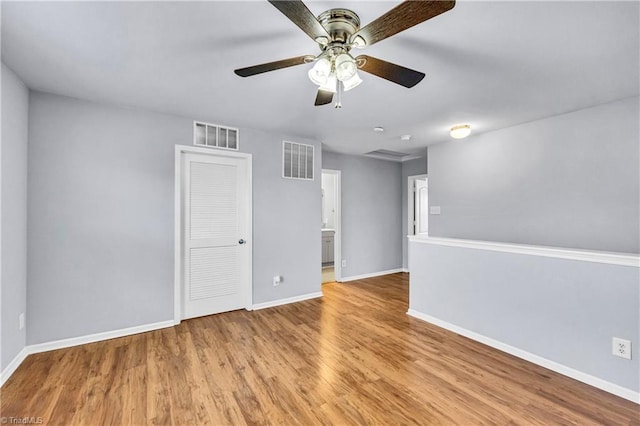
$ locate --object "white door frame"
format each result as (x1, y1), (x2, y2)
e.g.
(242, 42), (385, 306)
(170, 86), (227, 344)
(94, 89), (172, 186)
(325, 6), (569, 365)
(174, 145), (253, 324)
(322, 169), (342, 282)
(407, 174), (428, 238)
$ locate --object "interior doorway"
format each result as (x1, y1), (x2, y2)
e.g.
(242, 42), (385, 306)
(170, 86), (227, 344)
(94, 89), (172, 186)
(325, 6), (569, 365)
(408, 174), (428, 237)
(321, 169), (341, 283)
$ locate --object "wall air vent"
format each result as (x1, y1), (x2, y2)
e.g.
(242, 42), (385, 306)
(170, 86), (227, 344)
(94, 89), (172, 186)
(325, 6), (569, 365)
(193, 121), (239, 150)
(364, 149), (420, 162)
(283, 141), (314, 180)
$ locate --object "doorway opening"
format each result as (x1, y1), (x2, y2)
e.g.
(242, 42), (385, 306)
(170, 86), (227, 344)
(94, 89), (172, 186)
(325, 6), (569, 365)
(404, 175), (429, 273)
(408, 174), (428, 237)
(321, 169), (341, 283)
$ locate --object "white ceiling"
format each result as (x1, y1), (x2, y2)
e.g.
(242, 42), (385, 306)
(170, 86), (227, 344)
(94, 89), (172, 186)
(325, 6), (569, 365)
(2, 1), (638, 156)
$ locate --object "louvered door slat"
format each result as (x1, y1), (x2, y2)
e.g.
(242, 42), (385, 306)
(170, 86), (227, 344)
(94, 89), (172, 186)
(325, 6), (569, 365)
(189, 247), (239, 300)
(190, 162), (237, 240)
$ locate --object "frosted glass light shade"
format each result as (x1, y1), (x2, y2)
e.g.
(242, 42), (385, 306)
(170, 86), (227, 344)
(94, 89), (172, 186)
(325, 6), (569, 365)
(342, 71), (362, 91)
(319, 73), (338, 93)
(335, 53), (357, 82)
(450, 124), (471, 139)
(308, 58), (331, 85)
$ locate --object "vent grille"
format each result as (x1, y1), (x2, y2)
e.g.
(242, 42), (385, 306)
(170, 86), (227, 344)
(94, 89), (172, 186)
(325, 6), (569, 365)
(193, 121), (239, 150)
(283, 141), (314, 180)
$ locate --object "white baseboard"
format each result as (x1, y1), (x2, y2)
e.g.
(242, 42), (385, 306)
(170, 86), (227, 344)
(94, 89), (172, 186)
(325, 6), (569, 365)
(402, 268), (410, 273)
(28, 320), (175, 355)
(341, 268), (404, 282)
(407, 309), (640, 404)
(252, 292), (322, 310)
(1, 347), (30, 387)
(1, 320), (174, 387)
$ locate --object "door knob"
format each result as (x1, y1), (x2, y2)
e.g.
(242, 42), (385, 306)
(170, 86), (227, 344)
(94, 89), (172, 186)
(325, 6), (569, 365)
(239, 239), (246, 244)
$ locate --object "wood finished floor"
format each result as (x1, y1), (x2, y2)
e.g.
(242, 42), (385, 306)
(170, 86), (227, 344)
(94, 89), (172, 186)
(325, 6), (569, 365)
(2, 273), (638, 425)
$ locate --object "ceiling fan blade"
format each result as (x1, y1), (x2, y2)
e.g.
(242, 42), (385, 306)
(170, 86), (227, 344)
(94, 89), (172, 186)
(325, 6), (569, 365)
(356, 55), (425, 88)
(314, 89), (334, 106)
(268, 0), (330, 42)
(352, 0), (455, 47)
(234, 55), (310, 77)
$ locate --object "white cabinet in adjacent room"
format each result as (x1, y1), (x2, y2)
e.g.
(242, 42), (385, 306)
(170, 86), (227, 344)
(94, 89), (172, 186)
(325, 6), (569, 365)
(322, 230), (335, 265)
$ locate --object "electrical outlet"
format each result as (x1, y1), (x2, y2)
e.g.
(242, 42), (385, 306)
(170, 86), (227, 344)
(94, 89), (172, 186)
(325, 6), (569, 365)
(273, 275), (281, 287)
(19, 313), (25, 331)
(612, 337), (631, 360)
(341, 260), (347, 267)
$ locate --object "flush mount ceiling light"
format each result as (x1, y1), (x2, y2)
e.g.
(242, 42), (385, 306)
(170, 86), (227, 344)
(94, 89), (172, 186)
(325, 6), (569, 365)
(450, 124), (471, 139)
(373, 126), (385, 132)
(401, 134), (412, 141)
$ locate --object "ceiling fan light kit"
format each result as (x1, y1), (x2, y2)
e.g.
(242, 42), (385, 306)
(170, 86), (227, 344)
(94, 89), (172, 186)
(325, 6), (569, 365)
(234, 0), (456, 108)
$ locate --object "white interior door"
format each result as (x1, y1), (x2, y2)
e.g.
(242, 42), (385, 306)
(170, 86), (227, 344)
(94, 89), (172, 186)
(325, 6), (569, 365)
(182, 152), (251, 319)
(415, 178), (429, 235)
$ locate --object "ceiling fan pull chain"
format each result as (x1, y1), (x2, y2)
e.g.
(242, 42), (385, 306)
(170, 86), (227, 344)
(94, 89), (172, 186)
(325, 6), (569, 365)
(335, 80), (343, 109)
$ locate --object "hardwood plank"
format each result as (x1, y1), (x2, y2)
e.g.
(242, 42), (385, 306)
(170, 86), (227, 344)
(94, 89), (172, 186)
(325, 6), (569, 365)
(2, 273), (638, 425)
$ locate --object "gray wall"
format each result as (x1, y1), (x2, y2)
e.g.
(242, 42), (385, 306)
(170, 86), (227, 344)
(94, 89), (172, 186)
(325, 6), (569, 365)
(401, 153), (428, 270)
(1, 63), (29, 371)
(322, 151), (402, 278)
(409, 242), (639, 392)
(428, 97), (640, 253)
(246, 128), (321, 305)
(27, 91), (320, 345)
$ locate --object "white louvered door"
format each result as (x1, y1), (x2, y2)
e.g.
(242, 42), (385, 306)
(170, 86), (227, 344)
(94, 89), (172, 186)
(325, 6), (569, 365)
(182, 152), (251, 319)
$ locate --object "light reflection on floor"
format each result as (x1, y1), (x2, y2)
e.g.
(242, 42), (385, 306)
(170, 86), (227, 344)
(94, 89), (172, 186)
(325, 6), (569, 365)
(321, 266), (335, 283)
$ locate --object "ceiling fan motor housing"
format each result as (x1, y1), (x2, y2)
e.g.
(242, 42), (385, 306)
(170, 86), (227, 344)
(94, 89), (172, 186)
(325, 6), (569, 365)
(317, 9), (360, 47)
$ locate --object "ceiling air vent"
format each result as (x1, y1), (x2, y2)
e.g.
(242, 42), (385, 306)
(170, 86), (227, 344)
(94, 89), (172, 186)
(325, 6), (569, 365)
(364, 149), (420, 162)
(193, 121), (239, 150)
(283, 141), (314, 180)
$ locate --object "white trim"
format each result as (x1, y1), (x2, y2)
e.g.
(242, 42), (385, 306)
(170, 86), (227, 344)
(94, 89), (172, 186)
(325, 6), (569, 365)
(322, 169), (342, 282)
(0, 320), (174, 387)
(28, 320), (175, 355)
(408, 236), (640, 267)
(174, 146), (182, 324)
(252, 292), (323, 311)
(1, 347), (29, 387)
(402, 268), (410, 273)
(340, 268), (404, 282)
(174, 145), (253, 322)
(407, 309), (640, 404)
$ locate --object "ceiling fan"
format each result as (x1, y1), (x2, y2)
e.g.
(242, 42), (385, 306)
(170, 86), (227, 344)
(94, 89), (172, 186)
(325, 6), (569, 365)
(234, 0), (456, 108)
